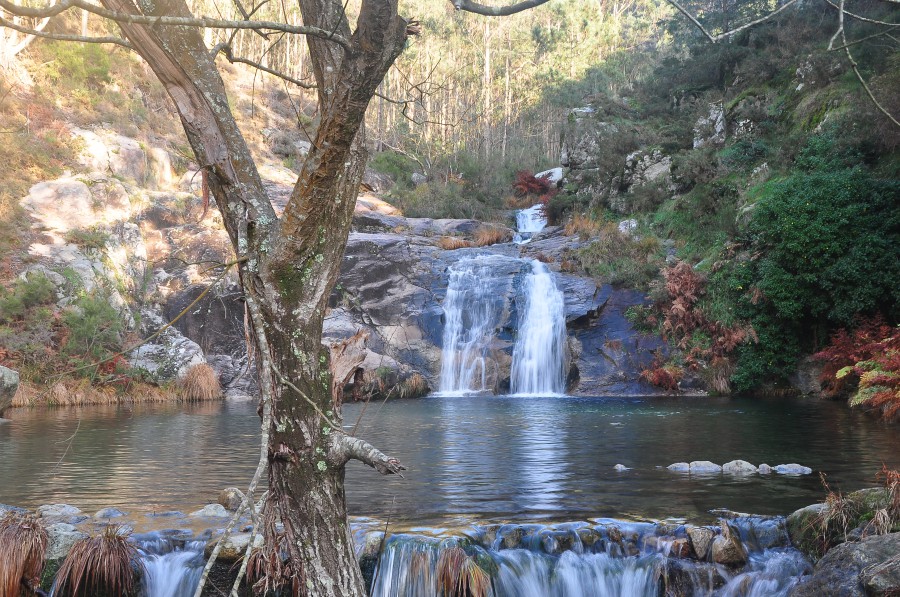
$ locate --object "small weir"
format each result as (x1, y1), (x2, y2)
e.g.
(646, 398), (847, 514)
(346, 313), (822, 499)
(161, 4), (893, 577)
(511, 260), (567, 396)
(369, 519), (810, 597)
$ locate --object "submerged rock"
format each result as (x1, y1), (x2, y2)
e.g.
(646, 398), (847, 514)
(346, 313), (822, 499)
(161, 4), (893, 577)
(94, 508), (126, 519)
(37, 504), (82, 518)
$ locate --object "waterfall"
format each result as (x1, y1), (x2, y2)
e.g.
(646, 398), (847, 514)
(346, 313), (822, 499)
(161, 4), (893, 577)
(137, 534), (205, 597)
(511, 260), (567, 396)
(514, 204), (547, 244)
(439, 257), (509, 395)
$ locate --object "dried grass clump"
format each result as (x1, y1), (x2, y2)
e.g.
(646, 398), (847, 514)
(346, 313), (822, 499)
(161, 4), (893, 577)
(0, 512), (48, 596)
(12, 380), (176, 407)
(399, 373), (429, 399)
(54, 526), (142, 597)
(436, 547), (490, 597)
(437, 236), (475, 251)
(816, 474), (858, 550)
(178, 363), (222, 401)
(473, 226), (512, 247)
(564, 214), (600, 239)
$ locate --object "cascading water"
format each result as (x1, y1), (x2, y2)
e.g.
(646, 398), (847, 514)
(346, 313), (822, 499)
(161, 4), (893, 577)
(439, 257), (510, 395)
(369, 519), (811, 597)
(510, 260), (567, 395)
(513, 204), (547, 244)
(136, 534), (205, 597)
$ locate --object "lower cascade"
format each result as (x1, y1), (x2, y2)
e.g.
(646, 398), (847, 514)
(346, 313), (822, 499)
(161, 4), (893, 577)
(137, 533), (205, 597)
(510, 260), (567, 396)
(368, 519), (811, 597)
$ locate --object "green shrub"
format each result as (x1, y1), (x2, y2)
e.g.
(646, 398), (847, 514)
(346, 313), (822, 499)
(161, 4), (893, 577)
(62, 292), (124, 364)
(0, 273), (56, 322)
(41, 41), (111, 90)
(369, 151), (418, 189)
(720, 139), (769, 170)
(576, 222), (664, 290)
(719, 169), (900, 390)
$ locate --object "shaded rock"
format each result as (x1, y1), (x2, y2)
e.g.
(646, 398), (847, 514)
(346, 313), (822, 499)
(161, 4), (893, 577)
(789, 532), (900, 597)
(687, 526), (716, 560)
(218, 487), (244, 511)
(693, 101), (726, 149)
(46, 523), (89, 560)
(789, 356), (825, 397)
(775, 464), (813, 475)
(690, 461), (723, 474)
(0, 365), (18, 417)
(204, 532), (263, 562)
(723, 460), (758, 475)
(787, 503), (826, 559)
(190, 504), (229, 518)
(664, 558), (726, 596)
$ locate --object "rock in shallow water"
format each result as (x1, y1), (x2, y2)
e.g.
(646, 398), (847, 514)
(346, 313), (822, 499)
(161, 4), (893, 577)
(94, 508), (126, 519)
(667, 462), (690, 472)
(775, 464), (813, 475)
(690, 461), (723, 474)
(190, 504), (229, 518)
(218, 487), (244, 511)
(0, 365), (18, 417)
(205, 532), (264, 561)
(687, 526), (716, 560)
(613, 464), (630, 471)
(723, 459), (758, 474)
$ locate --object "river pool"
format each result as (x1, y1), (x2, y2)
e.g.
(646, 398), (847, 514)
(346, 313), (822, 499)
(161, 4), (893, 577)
(1, 394), (897, 527)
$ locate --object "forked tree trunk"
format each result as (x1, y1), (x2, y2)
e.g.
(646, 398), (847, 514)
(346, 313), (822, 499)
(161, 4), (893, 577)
(97, 0), (408, 594)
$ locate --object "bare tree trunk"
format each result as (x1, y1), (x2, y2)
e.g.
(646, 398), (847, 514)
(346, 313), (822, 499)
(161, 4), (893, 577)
(94, 0), (407, 594)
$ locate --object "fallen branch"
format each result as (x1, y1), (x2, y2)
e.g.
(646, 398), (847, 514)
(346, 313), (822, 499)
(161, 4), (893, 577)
(328, 432), (406, 477)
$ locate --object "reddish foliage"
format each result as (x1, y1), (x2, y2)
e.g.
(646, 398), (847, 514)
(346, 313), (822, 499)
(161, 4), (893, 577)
(640, 359), (683, 392)
(658, 262), (754, 384)
(813, 315), (893, 395)
(512, 170), (558, 206)
(814, 318), (899, 420)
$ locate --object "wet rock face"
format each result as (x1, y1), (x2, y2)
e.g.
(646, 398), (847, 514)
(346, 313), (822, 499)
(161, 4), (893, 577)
(789, 532), (900, 597)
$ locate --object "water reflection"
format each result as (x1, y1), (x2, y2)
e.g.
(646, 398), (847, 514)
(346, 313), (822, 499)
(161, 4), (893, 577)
(0, 396), (898, 527)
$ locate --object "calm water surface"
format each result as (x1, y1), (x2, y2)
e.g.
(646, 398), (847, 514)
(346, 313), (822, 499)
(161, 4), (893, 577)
(1, 395), (897, 526)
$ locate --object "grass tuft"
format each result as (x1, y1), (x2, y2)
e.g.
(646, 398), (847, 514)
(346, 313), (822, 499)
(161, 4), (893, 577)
(0, 512), (48, 596)
(437, 236), (475, 251)
(436, 547), (490, 597)
(54, 526), (142, 597)
(177, 363), (222, 401)
(473, 226), (511, 247)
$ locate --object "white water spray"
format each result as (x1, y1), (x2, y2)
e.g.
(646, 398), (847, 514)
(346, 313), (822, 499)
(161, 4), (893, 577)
(439, 257), (509, 394)
(514, 204), (547, 244)
(511, 260), (567, 396)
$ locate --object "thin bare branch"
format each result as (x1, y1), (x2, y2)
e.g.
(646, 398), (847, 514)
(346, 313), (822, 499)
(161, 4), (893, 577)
(0, 0), (352, 49)
(834, 0), (900, 127)
(665, 0), (715, 41)
(823, 0), (900, 25)
(213, 43), (317, 88)
(666, 0), (801, 43)
(0, 15), (132, 47)
(451, 0), (551, 17)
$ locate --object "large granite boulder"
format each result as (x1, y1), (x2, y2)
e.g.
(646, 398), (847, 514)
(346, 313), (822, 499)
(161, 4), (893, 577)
(0, 365), (18, 416)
